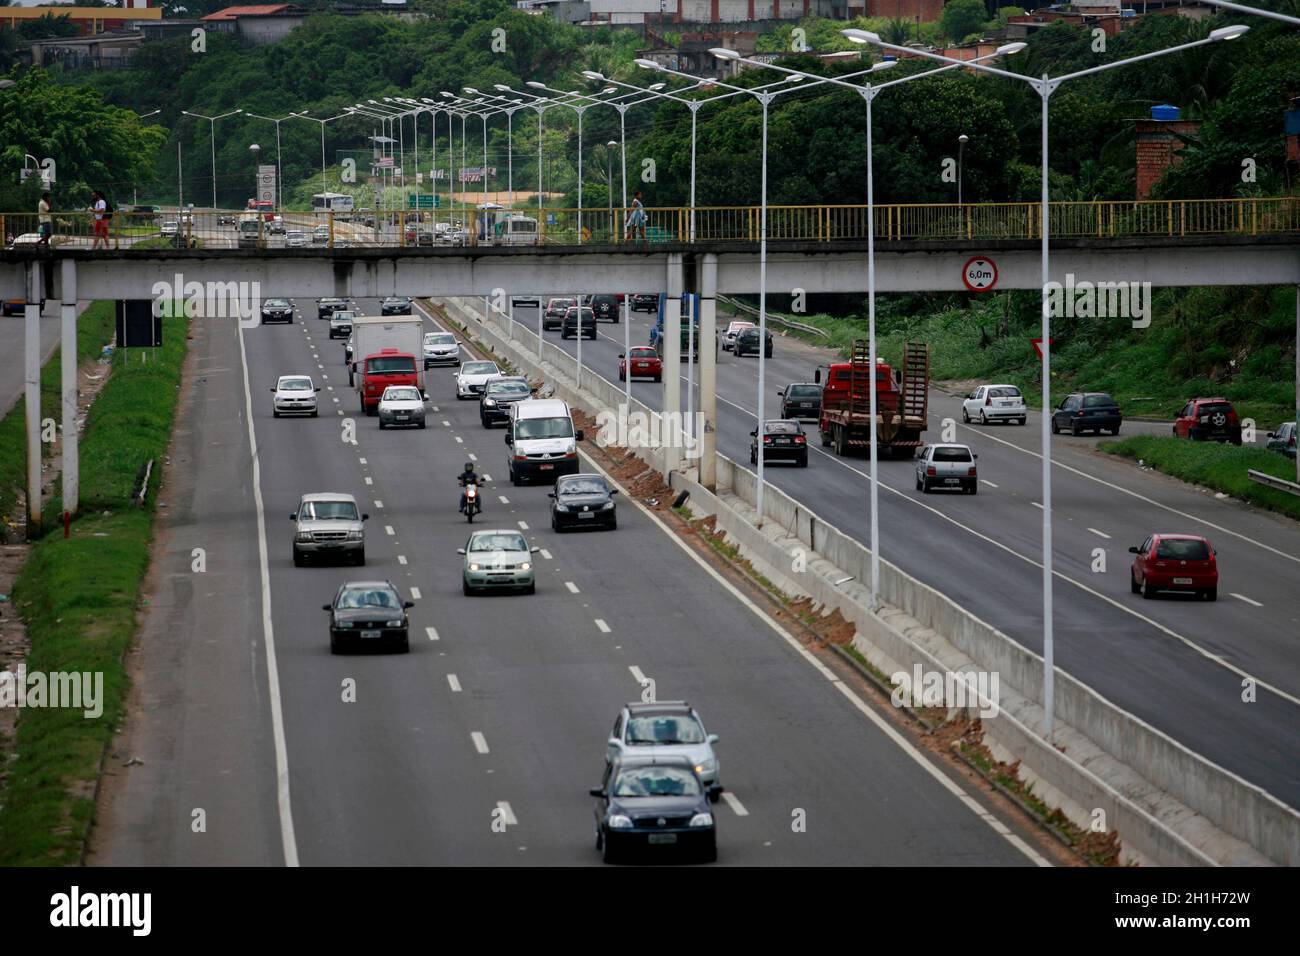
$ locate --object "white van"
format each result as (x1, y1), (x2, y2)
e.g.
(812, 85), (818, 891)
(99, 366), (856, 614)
(505, 398), (584, 485)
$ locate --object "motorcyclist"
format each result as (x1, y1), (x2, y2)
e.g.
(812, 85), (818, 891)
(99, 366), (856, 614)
(457, 461), (480, 514)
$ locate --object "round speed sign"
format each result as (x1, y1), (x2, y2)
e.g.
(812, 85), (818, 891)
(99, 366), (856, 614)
(962, 256), (999, 292)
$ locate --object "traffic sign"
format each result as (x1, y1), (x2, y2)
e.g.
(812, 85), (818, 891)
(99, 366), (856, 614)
(962, 255), (998, 292)
(407, 194), (434, 209)
(1031, 337), (1056, 360)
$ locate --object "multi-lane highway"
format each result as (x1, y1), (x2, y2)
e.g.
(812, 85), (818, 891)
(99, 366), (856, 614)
(483, 297), (1300, 809)
(89, 296), (1058, 866)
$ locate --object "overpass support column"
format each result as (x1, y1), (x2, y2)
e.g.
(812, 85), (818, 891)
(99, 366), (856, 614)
(1295, 286), (1299, 485)
(699, 254), (717, 491)
(662, 253), (683, 477)
(61, 260), (79, 522)
(24, 263), (42, 538)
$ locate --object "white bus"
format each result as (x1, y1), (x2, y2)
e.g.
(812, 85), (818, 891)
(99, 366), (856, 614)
(312, 192), (355, 214)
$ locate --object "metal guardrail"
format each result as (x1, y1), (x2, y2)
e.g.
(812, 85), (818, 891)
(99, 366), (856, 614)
(716, 293), (831, 339)
(3, 196), (1298, 252)
(1247, 469), (1300, 497)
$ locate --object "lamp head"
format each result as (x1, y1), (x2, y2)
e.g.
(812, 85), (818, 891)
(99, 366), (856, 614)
(633, 58), (661, 70)
(995, 41), (1027, 56)
(582, 70), (605, 80)
(1209, 24), (1249, 41)
(710, 47), (740, 60)
(649, 82), (666, 91)
(526, 81), (547, 90)
(841, 29), (881, 45)
(870, 59), (898, 72)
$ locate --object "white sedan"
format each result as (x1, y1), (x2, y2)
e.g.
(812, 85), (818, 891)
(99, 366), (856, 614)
(271, 375), (320, 418)
(378, 385), (426, 429)
(961, 384), (1027, 426)
(285, 230), (308, 248)
(455, 359), (501, 400)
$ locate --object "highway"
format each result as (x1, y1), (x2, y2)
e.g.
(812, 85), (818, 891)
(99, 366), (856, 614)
(90, 296), (1055, 866)
(483, 297), (1300, 809)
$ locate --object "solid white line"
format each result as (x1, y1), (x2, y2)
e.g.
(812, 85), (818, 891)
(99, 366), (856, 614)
(720, 792), (750, 818)
(1087, 528), (1112, 539)
(471, 732), (490, 754)
(385, 525), (395, 536)
(410, 587), (422, 600)
(565, 581), (579, 593)
(447, 674), (462, 693)
(425, 626), (439, 641)
(1231, 593), (1263, 608)
(518, 520), (529, 530)
(628, 665), (647, 684)
(539, 548), (552, 560)
(496, 801), (517, 826)
(397, 555), (407, 565)
(595, 618), (611, 633)
(235, 316), (299, 867)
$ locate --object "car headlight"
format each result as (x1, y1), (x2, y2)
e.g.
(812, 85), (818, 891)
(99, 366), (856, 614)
(607, 814), (633, 829)
(689, 812), (714, 828)
(519, 562), (531, 571)
(484, 398), (497, 407)
(335, 621), (351, 629)
(347, 530), (363, 541)
(296, 532), (312, 542)
(554, 504), (569, 513)
(385, 619), (403, 627)
(695, 757), (716, 773)
(601, 502), (614, 510)
(469, 563), (481, 572)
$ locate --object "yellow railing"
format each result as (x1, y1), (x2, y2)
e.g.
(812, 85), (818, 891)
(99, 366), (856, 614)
(3, 197), (1297, 252)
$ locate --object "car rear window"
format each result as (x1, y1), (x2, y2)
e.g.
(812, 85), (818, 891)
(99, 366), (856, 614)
(1155, 539), (1210, 560)
(625, 714), (705, 745)
(630, 348), (657, 358)
(1197, 402), (1233, 416)
(1084, 394), (1115, 408)
(787, 385), (821, 398)
(766, 421), (801, 433)
(989, 386), (1021, 398)
(367, 357), (415, 373)
(932, 446), (973, 462)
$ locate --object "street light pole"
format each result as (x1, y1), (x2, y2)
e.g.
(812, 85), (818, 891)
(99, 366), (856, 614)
(246, 112), (296, 211)
(290, 110), (352, 206)
(181, 107), (242, 209)
(957, 133), (968, 207)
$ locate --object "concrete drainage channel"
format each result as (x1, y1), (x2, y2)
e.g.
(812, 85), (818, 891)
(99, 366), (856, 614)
(436, 295), (1296, 867)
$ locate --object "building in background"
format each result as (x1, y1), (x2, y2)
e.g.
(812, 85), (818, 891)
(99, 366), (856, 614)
(1, 3), (160, 38)
(1134, 104), (1200, 200)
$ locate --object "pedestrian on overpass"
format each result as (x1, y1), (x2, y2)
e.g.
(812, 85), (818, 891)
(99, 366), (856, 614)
(37, 191), (53, 244)
(625, 189), (647, 244)
(90, 190), (109, 250)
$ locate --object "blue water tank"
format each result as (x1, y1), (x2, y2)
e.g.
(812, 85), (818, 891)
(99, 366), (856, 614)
(1151, 104), (1180, 121)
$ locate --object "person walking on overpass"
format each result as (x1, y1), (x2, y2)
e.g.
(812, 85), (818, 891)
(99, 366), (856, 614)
(37, 191), (53, 245)
(90, 190), (109, 250)
(624, 189), (647, 244)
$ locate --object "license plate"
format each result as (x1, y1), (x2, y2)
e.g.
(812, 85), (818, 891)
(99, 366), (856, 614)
(360, 629), (381, 639)
(775, 438), (790, 444)
(578, 512), (594, 519)
(647, 834), (677, 845)
(636, 363), (648, 368)
(1173, 577), (1193, 585)
(540, 464), (554, 470)
(944, 478), (959, 484)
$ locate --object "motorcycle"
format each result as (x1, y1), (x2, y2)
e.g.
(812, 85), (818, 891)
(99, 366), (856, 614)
(463, 480), (481, 524)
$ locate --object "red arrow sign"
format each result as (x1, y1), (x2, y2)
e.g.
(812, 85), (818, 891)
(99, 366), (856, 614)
(1031, 337), (1056, 360)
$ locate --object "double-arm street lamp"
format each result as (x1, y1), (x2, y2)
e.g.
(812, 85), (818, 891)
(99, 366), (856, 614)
(289, 109), (353, 201)
(244, 111), (297, 210)
(181, 107), (242, 209)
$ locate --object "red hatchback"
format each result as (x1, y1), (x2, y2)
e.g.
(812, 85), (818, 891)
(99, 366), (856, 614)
(619, 346), (663, 383)
(1173, 398), (1242, 445)
(1129, 534), (1218, 601)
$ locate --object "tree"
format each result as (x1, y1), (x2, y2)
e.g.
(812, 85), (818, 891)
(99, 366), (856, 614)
(940, 0), (987, 44)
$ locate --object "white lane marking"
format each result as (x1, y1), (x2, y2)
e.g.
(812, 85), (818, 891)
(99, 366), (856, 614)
(496, 801), (517, 826)
(1087, 528), (1112, 539)
(952, 413), (1300, 566)
(235, 313), (299, 867)
(518, 520), (529, 530)
(317, 363), (323, 369)
(565, 581), (580, 594)
(364, 476), (373, 485)
(321, 374), (328, 381)
(721, 792), (750, 817)
(332, 397), (339, 404)
(628, 665), (647, 684)
(327, 385), (334, 391)
(410, 587), (422, 600)
(425, 626), (439, 641)
(374, 500), (383, 509)
(539, 549), (552, 560)
(455, 436), (463, 444)
(1231, 593), (1263, 607)
(980, 479), (998, 488)
(499, 495), (510, 504)
(1031, 501), (1043, 510)
(482, 474), (492, 482)
(359, 457), (367, 465)
(595, 619), (611, 633)
(385, 525), (395, 536)
(468, 453), (477, 461)
(471, 732), (490, 754)
(447, 674), (462, 693)
(442, 420), (451, 427)
(398, 555), (407, 565)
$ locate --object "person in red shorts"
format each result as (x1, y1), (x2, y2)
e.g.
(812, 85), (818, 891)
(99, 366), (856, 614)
(91, 190), (109, 249)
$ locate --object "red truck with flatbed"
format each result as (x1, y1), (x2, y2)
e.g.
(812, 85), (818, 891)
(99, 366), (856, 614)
(815, 340), (930, 458)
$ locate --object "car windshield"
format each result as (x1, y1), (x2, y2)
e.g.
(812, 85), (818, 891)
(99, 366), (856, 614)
(612, 767), (702, 798)
(383, 388), (420, 402)
(426, 333), (456, 346)
(333, 312), (354, 321)
(625, 714), (705, 745)
(559, 478), (608, 496)
(386, 298), (410, 305)
(469, 533), (527, 552)
(786, 385), (820, 398)
(1155, 539), (1210, 560)
(516, 416), (573, 440)
(336, 587), (399, 609)
(301, 500), (358, 520)
(279, 378), (312, 391)
(989, 386), (1021, 398)
(265, 299), (289, 308)
(932, 446), (973, 462)
(488, 381), (530, 396)
(367, 357), (415, 373)
(462, 362), (498, 376)
(765, 421), (800, 434)
(1084, 394), (1115, 408)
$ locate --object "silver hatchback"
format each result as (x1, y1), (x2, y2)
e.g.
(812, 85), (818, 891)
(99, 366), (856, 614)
(916, 443), (979, 495)
(607, 701), (721, 794)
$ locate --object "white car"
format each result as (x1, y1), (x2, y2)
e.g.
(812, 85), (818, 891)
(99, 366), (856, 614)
(271, 374), (320, 418)
(916, 443), (978, 494)
(160, 220), (179, 237)
(423, 331), (460, 368)
(961, 384), (1027, 426)
(721, 320), (754, 352)
(455, 359), (501, 400)
(606, 701), (722, 792)
(377, 385), (426, 430)
(286, 230), (308, 248)
(312, 224), (330, 244)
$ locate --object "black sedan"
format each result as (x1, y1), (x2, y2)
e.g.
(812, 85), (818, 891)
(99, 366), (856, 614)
(778, 383), (822, 420)
(591, 755), (719, 864)
(549, 473), (618, 531)
(751, 419), (808, 467)
(630, 293), (659, 313)
(735, 326), (773, 358)
(381, 296), (413, 316)
(323, 580), (414, 654)
(260, 298), (294, 324)
(479, 377), (534, 427)
(317, 297), (349, 320)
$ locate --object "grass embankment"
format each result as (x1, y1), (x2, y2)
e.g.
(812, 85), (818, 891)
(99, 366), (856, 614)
(1100, 435), (1300, 522)
(768, 286), (1296, 427)
(0, 301), (117, 532)
(0, 313), (188, 865)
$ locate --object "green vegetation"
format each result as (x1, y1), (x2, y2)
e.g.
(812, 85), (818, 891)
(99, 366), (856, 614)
(0, 312), (188, 866)
(1100, 434), (1300, 521)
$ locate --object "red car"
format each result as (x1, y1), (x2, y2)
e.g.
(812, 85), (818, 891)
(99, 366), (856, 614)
(1173, 398), (1242, 445)
(1129, 534), (1218, 601)
(619, 346), (663, 383)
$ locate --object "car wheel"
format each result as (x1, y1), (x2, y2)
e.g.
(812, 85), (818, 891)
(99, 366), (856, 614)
(915, 476), (923, 491)
(797, 454), (808, 468)
(273, 410), (281, 418)
(524, 582), (536, 595)
(462, 579), (474, 596)
(968, 482), (978, 495)
(379, 419), (386, 430)
(1070, 422), (1080, 437)
(1205, 587), (1217, 602)
(1130, 570), (1140, 594)
(654, 374), (661, 383)
(607, 516), (617, 531)
(329, 633), (341, 655)
(292, 547), (304, 567)
(1050, 417), (1059, 435)
(511, 468), (521, 487)
(354, 548), (365, 567)
(700, 842), (717, 864)
(920, 479), (930, 494)
(397, 635), (410, 654)
(961, 407), (970, 424)
(980, 411), (988, 425)
(618, 371), (624, 381)
(834, 424), (847, 456)
(821, 428), (832, 447)
(1019, 417), (1027, 426)
(1110, 426), (1120, 436)
(1141, 578), (1156, 600)
(750, 449), (757, 465)
(601, 834), (616, 865)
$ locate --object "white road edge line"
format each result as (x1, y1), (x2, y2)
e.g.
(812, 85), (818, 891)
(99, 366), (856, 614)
(235, 317), (299, 867)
